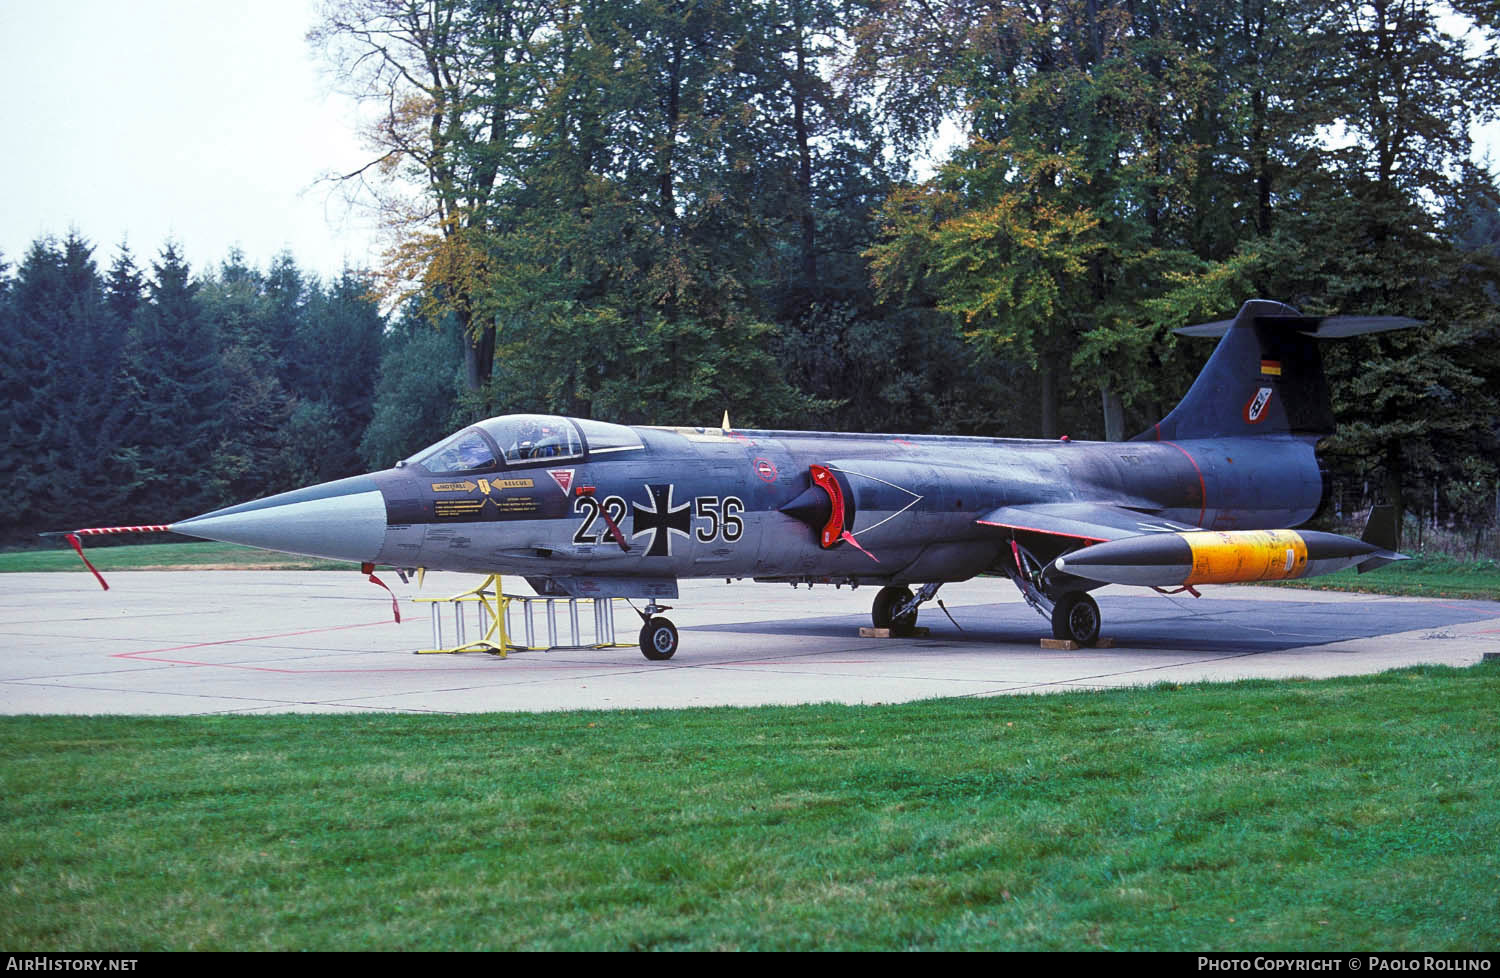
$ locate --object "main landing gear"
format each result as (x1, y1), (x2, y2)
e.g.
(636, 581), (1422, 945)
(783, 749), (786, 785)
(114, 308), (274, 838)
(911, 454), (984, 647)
(636, 601), (678, 661)
(870, 583), (943, 637)
(1050, 591), (1101, 645)
(1006, 542), (1104, 646)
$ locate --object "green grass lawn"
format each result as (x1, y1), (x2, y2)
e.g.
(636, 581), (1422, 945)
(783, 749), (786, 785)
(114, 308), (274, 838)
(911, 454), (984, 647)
(3, 664), (1497, 950)
(0, 540), (356, 572)
(1271, 555), (1500, 601)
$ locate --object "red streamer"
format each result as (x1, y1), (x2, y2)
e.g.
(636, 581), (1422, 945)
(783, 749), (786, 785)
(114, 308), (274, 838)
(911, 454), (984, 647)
(840, 530), (880, 563)
(362, 563), (402, 623)
(66, 533), (109, 591)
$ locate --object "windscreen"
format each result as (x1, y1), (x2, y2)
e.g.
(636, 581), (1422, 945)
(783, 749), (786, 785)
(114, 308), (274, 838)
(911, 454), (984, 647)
(409, 428), (498, 473)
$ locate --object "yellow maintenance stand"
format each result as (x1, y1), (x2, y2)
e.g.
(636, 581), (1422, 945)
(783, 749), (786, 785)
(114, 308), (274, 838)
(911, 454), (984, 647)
(412, 574), (632, 657)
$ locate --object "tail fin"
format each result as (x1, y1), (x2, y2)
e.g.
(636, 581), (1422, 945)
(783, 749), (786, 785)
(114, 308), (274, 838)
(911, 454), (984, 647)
(1135, 299), (1419, 442)
(1356, 503), (1407, 573)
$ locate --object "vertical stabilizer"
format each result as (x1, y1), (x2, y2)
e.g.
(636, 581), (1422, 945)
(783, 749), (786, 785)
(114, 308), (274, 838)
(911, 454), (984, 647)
(1136, 300), (1418, 442)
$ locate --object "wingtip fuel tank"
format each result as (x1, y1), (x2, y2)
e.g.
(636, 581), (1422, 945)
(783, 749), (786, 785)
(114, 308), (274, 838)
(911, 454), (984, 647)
(1053, 529), (1404, 588)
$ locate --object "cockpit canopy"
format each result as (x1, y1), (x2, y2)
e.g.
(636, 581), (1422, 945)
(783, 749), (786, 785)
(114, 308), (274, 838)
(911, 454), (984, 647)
(405, 414), (642, 474)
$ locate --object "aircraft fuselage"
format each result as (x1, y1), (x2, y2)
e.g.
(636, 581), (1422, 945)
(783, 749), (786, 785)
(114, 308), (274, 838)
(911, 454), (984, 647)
(136, 300), (1415, 654)
(224, 422), (1326, 598)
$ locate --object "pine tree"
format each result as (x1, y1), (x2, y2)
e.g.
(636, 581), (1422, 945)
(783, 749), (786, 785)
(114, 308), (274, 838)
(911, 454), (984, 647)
(263, 251), (305, 390)
(105, 244), (145, 336)
(0, 235), (132, 539)
(358, 305), (464, 469)
(199, 250), (298, 503)
(120, 244), (227, 521)
(0, 240), (66, 540)
(290, 268), (387, 479)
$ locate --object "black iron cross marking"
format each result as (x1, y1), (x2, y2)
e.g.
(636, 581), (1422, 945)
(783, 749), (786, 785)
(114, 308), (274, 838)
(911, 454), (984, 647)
(632, 484), (692, 557)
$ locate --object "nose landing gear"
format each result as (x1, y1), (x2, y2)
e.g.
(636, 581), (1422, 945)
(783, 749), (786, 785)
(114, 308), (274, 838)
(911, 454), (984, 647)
(635, 601), (678, 660)
(639, 617), (679, 660)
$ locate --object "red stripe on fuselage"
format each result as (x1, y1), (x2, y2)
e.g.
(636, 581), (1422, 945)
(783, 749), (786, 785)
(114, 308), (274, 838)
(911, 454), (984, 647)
(1161, 441), (1207, 527)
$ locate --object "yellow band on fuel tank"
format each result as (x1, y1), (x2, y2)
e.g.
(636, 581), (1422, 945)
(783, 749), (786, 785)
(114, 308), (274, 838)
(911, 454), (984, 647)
(1183, 530), (1309, 585)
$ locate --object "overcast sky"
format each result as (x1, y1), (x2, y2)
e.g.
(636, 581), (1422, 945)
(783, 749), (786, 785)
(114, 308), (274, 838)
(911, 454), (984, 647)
(2, 2), (1496, 285)
(0, 0), (380, 282)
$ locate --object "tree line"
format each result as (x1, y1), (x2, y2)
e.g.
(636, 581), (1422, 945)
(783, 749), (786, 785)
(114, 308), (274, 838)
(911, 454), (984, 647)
(2, 0), (1497, 548)
(312, 0), (1498, 544)
(0, 237), (394, 542)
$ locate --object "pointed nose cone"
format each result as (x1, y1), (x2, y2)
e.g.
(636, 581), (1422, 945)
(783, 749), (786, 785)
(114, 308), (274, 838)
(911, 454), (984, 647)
(170, 474), (387, 563)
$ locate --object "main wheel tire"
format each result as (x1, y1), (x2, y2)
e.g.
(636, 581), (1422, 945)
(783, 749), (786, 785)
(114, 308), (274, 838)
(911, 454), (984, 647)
(1051, 592), (1101, 646)
(639, 616), (679, 661)
(872, 585), (918, 637)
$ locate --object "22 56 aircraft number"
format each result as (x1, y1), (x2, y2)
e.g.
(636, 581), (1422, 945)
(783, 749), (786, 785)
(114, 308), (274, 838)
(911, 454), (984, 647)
(572, 494), (745, 545)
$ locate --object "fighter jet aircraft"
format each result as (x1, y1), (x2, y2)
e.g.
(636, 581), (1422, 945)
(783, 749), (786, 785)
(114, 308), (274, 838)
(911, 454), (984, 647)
(124, 299), (1411, 659)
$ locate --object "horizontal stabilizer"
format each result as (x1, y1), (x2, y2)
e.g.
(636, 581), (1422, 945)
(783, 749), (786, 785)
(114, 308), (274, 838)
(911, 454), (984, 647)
(1303, 316), (1422, 338)
(1171, 318), (1236, 338)
(1174, 313), (1420, 339)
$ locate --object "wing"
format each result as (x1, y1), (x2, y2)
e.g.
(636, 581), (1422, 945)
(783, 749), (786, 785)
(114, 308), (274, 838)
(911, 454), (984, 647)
(975, 502), (1204, 543)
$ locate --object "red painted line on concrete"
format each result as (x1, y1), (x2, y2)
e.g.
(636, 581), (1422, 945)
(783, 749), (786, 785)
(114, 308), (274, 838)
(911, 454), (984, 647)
(111, 619), (456, 674)
(708, 660), (878, 666)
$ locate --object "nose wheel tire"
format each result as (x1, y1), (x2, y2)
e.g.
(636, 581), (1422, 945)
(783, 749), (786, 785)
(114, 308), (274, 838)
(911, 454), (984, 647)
(1051, 592), (1101, 646)
(871, 585), (919, 637)
(639, 616), (679, 661)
